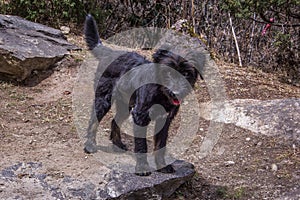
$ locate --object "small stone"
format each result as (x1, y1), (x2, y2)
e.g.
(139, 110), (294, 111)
(60, 26), (70, 35)
(256, 141), (263, 146)
(292, 144), (297, 155)
(63, 90), (71, 95)
(23, 119), (30, 123)
(29, 139), (36, 144)
(246, 137), (251, 141)
(224, 161), (235, 166)
(271, 164), (278, 172)
(16, 111), (23, 115)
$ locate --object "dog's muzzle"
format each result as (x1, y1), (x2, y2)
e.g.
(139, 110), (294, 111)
(168, 90), (181, 106)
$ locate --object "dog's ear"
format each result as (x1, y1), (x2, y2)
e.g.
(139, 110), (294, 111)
(153, 49), (204, 80)
(152, 49), (171, 63)
(199, 72), (204, 80)
(84, 14), (102, 50)
(191, 62), (204, 80)
(196, 68), (204, 80)
(189, 64), (204, 80)
(184, 61), (204, 80)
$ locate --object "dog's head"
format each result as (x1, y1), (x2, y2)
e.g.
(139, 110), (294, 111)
(153, 49), (200, 106)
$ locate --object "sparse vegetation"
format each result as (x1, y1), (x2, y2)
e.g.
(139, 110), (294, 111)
(1, 0), (299, 84)
(215, 186), (247, 199)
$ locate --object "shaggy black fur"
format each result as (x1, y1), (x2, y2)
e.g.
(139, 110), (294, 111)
(84, 15), (202, 176)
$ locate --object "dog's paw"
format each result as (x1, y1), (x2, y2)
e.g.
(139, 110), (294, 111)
(84, 141), (97, 154)
(135, 164), (152, 176)
(157, 164), (175, 174)
(135, 171), (151, 176)
(112, 141), (128, 152)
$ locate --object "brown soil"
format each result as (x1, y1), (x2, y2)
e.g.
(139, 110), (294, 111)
(0, 34), (299, 199)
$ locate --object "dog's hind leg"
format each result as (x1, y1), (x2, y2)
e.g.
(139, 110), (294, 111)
(84, 79), (113, 154)
(84, 105), (100, 153)
(110, 100), (129, 151)
(84, 100), (111, 153)
(154, 107), (179, 173)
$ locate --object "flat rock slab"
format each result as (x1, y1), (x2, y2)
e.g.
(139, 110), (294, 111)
(0, 14), (79, 81)
(0, 160), (195, 199)
(200, 98), (300, 140)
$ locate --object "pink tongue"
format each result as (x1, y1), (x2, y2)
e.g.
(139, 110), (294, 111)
(172, 99), (181, 105)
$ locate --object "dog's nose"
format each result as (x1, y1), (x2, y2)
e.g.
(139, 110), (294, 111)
(169, 90), (181, 100)
(172, 90), (180, 95)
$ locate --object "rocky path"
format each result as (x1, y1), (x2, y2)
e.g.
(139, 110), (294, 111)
(0, 33), (299, 199)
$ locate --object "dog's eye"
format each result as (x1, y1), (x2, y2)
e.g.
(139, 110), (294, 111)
(182, 72), (189, 77)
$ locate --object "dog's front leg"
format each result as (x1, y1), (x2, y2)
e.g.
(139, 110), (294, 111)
(154, 106), (179, 173)
(132, 109), (151, 176)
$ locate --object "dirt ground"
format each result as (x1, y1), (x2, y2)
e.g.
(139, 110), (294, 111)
(0, 34), (299, 199)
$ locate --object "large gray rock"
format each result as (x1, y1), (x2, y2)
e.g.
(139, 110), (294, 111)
(0, 14), (79, 81)
(0, 160), (195, 199)
(199, 98), (300, 140)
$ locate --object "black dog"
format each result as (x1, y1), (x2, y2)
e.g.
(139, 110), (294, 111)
(83, 15), (202, 176)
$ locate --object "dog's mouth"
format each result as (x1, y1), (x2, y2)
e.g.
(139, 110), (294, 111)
(168, 91), (181, 106)
(162, 87), (183, 106)
(172, 98), (181, 106)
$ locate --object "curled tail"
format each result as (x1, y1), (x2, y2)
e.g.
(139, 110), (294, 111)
(84, 14), (102, 50)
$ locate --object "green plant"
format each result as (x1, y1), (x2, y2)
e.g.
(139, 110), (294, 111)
(216, 186), (229, 198)
(0, 0), (104, 26)
(232, 187), (246, 199)
(274, 32), (299, 84)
